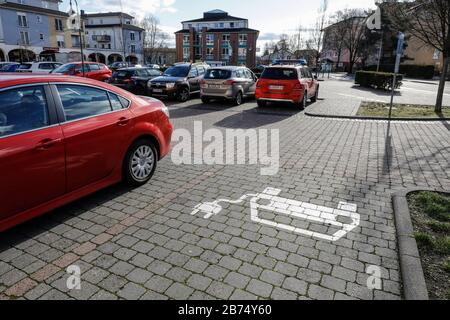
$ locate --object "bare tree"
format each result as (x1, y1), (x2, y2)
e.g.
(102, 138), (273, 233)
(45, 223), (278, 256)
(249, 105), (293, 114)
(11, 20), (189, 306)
(324, 10), (348, 71)
(385, 0), (450, 112)
(139, 14), (169, 64)
(338, 9), (368, 74)
(308, 0), (329, 75)
(289, 25), (305, 58)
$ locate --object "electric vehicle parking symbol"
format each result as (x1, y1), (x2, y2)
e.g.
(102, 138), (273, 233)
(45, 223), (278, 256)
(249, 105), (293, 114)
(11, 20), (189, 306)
(191, 187), (360, 242)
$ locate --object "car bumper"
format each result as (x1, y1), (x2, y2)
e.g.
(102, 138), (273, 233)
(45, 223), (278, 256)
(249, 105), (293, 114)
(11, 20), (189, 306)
(201, 87), (236, 99)
(256, 90), (303, 104)
(148, 87), (177, 98)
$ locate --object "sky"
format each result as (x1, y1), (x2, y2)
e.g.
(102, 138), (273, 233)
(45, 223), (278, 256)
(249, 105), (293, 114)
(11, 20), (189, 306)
(63, 0), (378, 50)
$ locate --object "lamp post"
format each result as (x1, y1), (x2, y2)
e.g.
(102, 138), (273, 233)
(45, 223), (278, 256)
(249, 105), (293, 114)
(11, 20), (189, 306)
(70, 0), (85, 76)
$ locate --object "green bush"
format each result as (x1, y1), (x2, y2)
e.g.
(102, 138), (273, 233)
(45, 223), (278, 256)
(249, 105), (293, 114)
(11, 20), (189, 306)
(416, 192), (450, 222)
(355, 71), (403, 90)
(364, 64), (435, 80)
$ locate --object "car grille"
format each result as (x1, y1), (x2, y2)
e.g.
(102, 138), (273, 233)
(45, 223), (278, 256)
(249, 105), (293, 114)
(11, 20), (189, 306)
(150, 83), (167, 89)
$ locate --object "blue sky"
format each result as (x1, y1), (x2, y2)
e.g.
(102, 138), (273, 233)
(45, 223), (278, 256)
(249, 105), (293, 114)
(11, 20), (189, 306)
(63, 0), (377, 49)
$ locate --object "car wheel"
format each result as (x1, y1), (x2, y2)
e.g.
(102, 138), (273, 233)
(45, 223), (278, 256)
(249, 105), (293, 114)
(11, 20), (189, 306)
(311, 87), (319, 103)
(300, 92), (308, 110)
(201, 97), (210, 104)
(257, 100), (266, 107)
(123, 139), (158, 186)
(177, 87), (190, 102)
(234, 91), (243, 106)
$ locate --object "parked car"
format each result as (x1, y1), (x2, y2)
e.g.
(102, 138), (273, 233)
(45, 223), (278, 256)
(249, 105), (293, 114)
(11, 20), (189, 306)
(200, 66), (257, 105)
(146, 64), (161, 70)
(147, 62), (209, 102)
(51, 62), (112, 82)
(255, 65), (319, 109)
(0, 63), (20, 73)
(109, 62), (129, 72)
(109, 67), (162, 95)
(17, 62), (62, 74)
(251, 65), (266, 78)
(0, 73), (173, 232)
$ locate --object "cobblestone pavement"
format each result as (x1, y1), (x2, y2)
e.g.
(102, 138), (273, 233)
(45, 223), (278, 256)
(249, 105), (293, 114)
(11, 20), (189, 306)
(309, 77), (450, 116)
(1, 80), (449, 300)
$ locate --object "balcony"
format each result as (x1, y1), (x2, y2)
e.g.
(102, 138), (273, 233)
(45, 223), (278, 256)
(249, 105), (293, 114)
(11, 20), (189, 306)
(221, 55), (230, 60)
(92, 35), (111, 42)
(206, 54), (214, 60)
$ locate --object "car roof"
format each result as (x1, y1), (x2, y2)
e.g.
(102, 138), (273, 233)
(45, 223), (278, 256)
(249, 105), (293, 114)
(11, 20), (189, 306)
(208, 66), (246, 71)
(117, 67), (152, 71)
(0, 73), (109, 89)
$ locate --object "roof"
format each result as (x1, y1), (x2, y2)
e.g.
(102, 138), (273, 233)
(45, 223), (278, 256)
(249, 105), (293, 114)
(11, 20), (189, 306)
(175, 27), (259, 34)
(85, 24), (144, 31)
(182, 11), (247, 23)
(0, 2), (69, 17)
(0, 73), (102, 89)
(83, 12), (134, 19)
(207, 66), (247, 70)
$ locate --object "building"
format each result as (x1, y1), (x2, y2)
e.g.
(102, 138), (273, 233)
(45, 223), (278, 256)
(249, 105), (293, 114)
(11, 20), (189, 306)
(83, 12), (144, 65)
(175, 9), (259, 67)
(0, 0), (84, 62)
(145, 47), (176, 66)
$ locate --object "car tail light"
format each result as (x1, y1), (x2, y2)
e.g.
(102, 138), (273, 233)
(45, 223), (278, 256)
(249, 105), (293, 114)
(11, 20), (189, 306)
(256, 79), (266, 88)
(293, 81), (304, 91)
(200, 79), (207, 88)
(223, 80), (235, 86)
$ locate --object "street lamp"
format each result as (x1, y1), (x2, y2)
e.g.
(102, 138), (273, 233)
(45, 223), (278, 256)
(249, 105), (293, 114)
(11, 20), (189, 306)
(70, 0), (85, 76)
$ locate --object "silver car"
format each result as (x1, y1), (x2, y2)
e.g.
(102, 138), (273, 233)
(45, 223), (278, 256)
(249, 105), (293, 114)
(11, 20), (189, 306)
(200, 66), (257, 105)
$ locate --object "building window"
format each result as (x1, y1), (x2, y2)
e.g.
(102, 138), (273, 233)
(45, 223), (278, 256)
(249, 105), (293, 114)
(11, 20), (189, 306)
(230, 22), (235, 28)
(238, 48), (247, 57)
(130, 32), (135, 41)
(57, 35), (65, 48)
(101, 44), (105, 49)
(222, 47), (230, 56)
(42, 1), (49, 8)
(219, 23), (224, 28)
(100, 19), (103, 24)
(183, 35), (190, 45)
(206, 34), (214, 46)
(20, 31), (30, 45)
(108, 43), (111, 49)
(131, 45), (136, 53)
(222, 34), (230, 42)
(239, 34), (248, 46)
(206, 47), (214, 58)
(55, 18), (63, 31)
(183, 47), (189, 59)
(36, 15), (42, 23)
(39, 33), (44, 41)
(18, 13), (28, 27)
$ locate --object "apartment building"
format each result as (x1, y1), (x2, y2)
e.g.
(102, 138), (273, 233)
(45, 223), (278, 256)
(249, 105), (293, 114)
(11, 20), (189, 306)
(0, 0), (85, 62)
(175, 9), (259, 67)
(83, 12), (144, 65)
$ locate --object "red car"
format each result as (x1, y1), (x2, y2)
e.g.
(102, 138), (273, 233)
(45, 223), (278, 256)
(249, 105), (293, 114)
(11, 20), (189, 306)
(51, 61), (112, 82)
(256, 65), (319, 109)
(0, 74), (173, 232)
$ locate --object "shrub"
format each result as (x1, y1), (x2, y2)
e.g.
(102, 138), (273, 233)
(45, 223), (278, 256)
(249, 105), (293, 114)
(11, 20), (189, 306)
(415, 232), (435, 250)
(364, 64), (435, 79)
(355, 71), (403, 90)
(416, 192), (450, 222)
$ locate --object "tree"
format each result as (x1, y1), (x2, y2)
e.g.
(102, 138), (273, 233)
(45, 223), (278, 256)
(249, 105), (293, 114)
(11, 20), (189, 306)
(385, 0), (450, 112)
(324, 10), (348, 71)
(308, 0), (329, 75)
(139, 14), (169, 64)
(339, 9), (368, 74)
(289, 25), (305, 58)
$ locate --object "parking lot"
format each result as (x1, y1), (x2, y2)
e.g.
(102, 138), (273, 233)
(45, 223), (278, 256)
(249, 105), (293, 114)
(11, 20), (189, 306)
(1, 78), (449, 300)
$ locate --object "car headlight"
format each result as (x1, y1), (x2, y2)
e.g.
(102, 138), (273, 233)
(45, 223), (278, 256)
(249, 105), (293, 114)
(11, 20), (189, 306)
(147, 80), (153, 88)
(161, 105), (170, 118)
(166, 82), (176, 89)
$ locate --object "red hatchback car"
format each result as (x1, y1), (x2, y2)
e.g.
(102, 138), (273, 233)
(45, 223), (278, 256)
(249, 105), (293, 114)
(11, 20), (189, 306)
(0, 74), (173, 232)
(256, 65), (319, 109)
(51, 61), (112, 82)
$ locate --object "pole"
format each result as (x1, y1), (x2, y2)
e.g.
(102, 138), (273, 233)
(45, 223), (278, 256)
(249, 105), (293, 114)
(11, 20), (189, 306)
(389, 32), (404, 118)
(73, 0), (85, 77)
(376, 29), (384, 72)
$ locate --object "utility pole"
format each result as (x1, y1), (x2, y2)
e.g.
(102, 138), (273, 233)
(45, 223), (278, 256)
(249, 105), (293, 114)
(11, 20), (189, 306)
(70, 0), (85, 76)
(119, 0), (127, 65)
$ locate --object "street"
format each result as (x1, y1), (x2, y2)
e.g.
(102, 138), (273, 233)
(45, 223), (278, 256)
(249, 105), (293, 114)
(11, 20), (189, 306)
(1, 78), (449, 300)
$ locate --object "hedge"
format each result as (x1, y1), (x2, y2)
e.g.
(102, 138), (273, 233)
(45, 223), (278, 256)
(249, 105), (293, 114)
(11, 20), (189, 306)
(364, 64), (435, 80)
(355, 71), (403, 90)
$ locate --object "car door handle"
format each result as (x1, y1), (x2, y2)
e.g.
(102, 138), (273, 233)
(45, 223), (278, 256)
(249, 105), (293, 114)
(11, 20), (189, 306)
(35, 138), (62, 150)
(117, 117), (130, 126)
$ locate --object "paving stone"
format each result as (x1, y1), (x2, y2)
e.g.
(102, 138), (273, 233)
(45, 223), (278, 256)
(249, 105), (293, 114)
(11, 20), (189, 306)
(166, 283), (194, 299)
(117, 282), (146, 300)
(246, 279), (273, 298)
(224, 272), (250, 289)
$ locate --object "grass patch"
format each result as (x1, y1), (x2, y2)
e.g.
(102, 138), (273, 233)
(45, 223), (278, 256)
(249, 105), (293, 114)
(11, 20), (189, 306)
(357, 101), (450, 118)
(408, 191), (450, 300)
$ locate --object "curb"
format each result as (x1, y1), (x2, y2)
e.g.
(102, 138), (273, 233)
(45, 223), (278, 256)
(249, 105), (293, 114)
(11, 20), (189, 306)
(305, 111), (450, 122)
(392, 187), (449, 300)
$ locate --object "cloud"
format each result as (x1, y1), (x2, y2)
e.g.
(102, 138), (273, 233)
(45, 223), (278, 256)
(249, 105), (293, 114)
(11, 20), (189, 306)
(76, 0), (177, 18)
(258, 33), (281, 41)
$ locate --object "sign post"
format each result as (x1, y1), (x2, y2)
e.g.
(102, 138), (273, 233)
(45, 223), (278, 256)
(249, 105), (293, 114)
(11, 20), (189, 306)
(389, 32), (404, 118)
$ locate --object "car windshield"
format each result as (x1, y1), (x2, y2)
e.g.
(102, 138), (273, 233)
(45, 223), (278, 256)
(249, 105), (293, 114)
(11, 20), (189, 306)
(0, 64), (15, 71)
(204, 69), (232, 80)
(18, 64), (31, 70)
(52, 64), (77, 74)
(261, 68), (298, 80)
(114, 70), (133, 78)
(163, 65), (190, 77)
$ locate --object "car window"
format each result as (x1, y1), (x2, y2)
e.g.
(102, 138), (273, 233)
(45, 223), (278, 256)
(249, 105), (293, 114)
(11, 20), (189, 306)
(39, 63), (54, 70)
(260, 68), (298, 80)
(188, 67), (199, 78)
(205, 69), (232, 80)
(245, 69), (254, 80)
(56, 85), (113, 121)
(75, 64), (90, 73)
(0, 86), (49, 138)
(235, 69), (243, 78)
(197, 66), (206, 76)
(150, 69), (161, 76)
(108, 92), (126, 111)
(89, 64), (100, 71)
